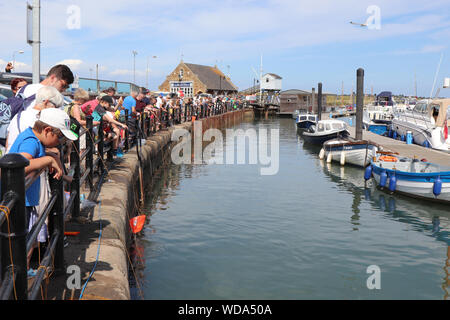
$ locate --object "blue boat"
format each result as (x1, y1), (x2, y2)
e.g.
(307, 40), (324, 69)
(366, 155), (450, 204)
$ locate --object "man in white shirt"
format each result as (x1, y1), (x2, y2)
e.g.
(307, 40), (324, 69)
(156, 95), (163, 109)
(6, 86), (64, 153)
(19, 64), (74, 110)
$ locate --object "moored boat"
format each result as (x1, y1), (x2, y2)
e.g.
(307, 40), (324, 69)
(301, 119), (349, 145)
(365, 155), (450, 203)
(320, 137), (380, 167)
(390, 98), (449, 151)
(296, 113), (318, 131)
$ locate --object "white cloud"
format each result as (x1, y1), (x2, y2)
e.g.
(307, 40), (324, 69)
(0, 58), (30, 72)
(56, 59), (83, 70)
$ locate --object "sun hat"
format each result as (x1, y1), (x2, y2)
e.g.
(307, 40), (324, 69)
(96, 92), (108, 100)
(38, 108), (78, 141)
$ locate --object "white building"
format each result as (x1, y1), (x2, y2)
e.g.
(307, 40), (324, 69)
(261, 73), (282, 91)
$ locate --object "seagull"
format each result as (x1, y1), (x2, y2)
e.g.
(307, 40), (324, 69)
(350, 21), (367, 27)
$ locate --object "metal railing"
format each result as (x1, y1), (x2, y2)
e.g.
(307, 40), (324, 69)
(0, 102), (243, 300)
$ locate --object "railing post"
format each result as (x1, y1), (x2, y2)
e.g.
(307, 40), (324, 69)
(48, 148), (65, 273)
(141, 113), (147, 138)
(0, 154), (29, 300)
(86, 116), (94, 191)
(98, 118), (104, 175)
(125, 110), (130, 152)
(70, 122), (80, 219)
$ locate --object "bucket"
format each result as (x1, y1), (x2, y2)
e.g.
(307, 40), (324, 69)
(192, 116), (196, 121)
(406, 131), (413, 144)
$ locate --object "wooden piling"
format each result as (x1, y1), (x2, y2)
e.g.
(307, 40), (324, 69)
(356, 68), (364, 140)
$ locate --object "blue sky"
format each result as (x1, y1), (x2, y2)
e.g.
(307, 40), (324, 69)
(1, 0), (449, 97)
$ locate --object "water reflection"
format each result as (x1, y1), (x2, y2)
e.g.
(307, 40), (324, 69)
(314, 157), (450, 299)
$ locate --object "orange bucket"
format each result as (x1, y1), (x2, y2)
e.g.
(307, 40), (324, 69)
(191, 116), (196, 121)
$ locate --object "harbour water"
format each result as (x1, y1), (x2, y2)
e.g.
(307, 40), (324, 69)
(131, 117), (450, 300)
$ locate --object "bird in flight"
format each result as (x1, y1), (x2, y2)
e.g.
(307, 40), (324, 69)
(350, 21), (367, 27)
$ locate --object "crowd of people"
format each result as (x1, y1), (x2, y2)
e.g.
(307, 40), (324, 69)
(0, 62), (246, 278)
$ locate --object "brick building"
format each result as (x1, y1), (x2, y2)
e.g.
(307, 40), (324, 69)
(158, 61), (238, 97)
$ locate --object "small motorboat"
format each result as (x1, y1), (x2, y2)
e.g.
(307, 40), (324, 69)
(301, 119), (349, 145)
(320, 137), (381, 167)
(365, 155), (450, 203)
(296, 113), (318, 131)
(363, 110), (390, 135)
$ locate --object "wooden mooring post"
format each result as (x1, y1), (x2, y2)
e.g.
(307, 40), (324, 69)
(355, 68), (364, 140)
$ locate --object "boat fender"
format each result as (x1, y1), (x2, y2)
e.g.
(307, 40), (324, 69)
(423, 140), (430, 148)
(340, 152), (346, 166)
(319, 148), (325, 160)
(364, 165), (373, 180)
(433, 177), (442, 197)
(389, 174), (397, 192)
(380, 170), (388, 188)
(393, 131), (397, 139)
(401, 134), (405, 141)
(327, 151), (332, 163)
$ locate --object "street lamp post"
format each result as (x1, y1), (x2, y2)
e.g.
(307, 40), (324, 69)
(12, 50), (24, 70)
(132, 50), (138, 84)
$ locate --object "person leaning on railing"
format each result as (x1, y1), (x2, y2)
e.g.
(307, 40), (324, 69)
(66, 88), (92, 153)
(7, 108), (78, 277)
(92, 95), (128, 156)
(143, 97), (160, 131)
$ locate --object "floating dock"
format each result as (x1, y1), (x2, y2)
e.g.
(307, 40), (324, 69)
(346, 126), (450, 167)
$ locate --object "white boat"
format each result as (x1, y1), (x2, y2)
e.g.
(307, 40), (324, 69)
(320, 137), (380, 167)
(390, 98), (450, 151)
(366, 155), (450, 204)
(302, 119), (349, 145)
(296, 113), (318, 131)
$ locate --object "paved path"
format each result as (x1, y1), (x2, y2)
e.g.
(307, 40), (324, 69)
(346, 126), (450, 167)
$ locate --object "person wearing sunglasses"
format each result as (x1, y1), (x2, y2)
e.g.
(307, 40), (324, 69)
(16, 64), (74, 111)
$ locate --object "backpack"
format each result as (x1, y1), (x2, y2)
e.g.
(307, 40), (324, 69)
(81, 100), (98, 116)
(0, 85), (36, 139)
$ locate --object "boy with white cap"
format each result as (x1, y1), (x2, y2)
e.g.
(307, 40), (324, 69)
(8, 108), (78, 276)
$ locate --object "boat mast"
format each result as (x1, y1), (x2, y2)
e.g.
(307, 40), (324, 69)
(430, 53), (444, 99)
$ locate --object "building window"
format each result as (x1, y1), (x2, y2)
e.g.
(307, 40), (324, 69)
(179, 69), (184, 79)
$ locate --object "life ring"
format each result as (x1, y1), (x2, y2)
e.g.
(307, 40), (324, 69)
(379, 155), (398, 162)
